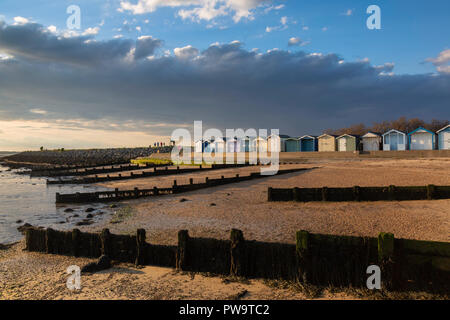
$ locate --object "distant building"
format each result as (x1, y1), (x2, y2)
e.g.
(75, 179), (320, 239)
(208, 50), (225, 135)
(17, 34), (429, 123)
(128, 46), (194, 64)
(382, 129), (407, 151)
(299, 135), (318, 152)
(437, 124), (450, 150)
(195, 139), (209, 153)
(336, 134), (360, 152)
(408, 127), (436, 150)
(361, 132), (382, 151)
(318, 134), (337, 152)
(267, 134), (290, 152)
(251, 137), (268, 152)
(226, 137), (241, 153)
(285, 137), (301, 152)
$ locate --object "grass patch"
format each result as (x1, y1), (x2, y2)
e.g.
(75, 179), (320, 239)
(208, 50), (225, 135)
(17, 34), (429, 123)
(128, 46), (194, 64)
(131, 158), (173, 166)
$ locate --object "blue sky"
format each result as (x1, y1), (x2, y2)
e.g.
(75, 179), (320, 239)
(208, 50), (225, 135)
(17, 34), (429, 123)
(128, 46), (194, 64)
(0, 1), (449, 150)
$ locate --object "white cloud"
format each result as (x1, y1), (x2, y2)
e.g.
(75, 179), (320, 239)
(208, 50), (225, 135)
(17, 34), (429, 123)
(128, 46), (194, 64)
(47, 25), (57, 33)
(426, 49), (450, 74)
(287, 37), (309, 47)
(264, 4), (284, 14)
(13, 16), (29, 25)
(342, 9), (353, 16)
(136, 26), (142, 32)
(29, 108), (48, 115)
(82, 27), (100, 36)
(114, 34), (124, 39)
(119, 0), (266, 23)
(302, 26), (309, 31)
(280, 16), (288, 25)
(322, 27), (328, 32)
(173, 45), (199, 59)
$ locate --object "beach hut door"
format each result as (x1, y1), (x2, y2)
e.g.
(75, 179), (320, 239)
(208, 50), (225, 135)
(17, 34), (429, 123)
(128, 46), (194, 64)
(339, 138), (347, 151)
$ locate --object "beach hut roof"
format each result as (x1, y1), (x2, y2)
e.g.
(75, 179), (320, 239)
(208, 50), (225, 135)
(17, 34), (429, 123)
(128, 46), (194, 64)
(300, 135), (318, 139)
(362, 132), (382, 138)
(382, 129), (406, 136)
(336, 134), (358, 139)
(436, 124), (450, 133)
(318, 133), (338, 139)
(407, 127), (435, 136)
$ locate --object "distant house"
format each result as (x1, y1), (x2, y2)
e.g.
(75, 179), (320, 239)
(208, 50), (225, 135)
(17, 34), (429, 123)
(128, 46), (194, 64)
(267, 134), (290, 152)
(437, 124), (450, 150)
(285, 137), (301, 152)
(213, 137), (226, 153)
(408, 127), (435, 150)
(382, 129), (407, 151)
(336, 134), (360, 152)
(239, 136), (252, 152)
(195, 140), (209, 153)
(318, 134), (337, 152)
(251, 137), (268, 152)
(299, 135), (318, 152)
(226, 137), (241, 153)
(361, 132), (382, 151)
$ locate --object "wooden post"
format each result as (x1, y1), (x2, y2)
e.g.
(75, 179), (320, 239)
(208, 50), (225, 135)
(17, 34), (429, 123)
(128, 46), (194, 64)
(45, 228), (55, 254)
(268, 187), (273, 201)
(176, 230), (189, 270)
(153, 187), (159, 195)
(427, 184), (435, 200)
(296, 230), (310, 284)
(353, 186), (361, 202)
(173, 180), (177, 186)
(206, 177), (209, 184)
(25, 228), (33, 251)
(100, 228), (111, 257)
(293, 187), (301, 202)
(189, 178), (193, 185)
(72, 229), (81, 257)
(230, 229), (246, 277)
(115, 188), (119, 197)
(387, 185), (396, 201)
(321, 187), (329, 201)
(134, 187), (139, 198)
(378, 232), (395, 290)
(135, 229), (146, 266)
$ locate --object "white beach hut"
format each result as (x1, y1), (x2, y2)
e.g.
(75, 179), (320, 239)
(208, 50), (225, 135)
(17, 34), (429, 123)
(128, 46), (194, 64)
(437, 125), (450, 150)
(382, 129), (407, 151)
(361, 132), (382, 151)
(408, 127), (435, 150)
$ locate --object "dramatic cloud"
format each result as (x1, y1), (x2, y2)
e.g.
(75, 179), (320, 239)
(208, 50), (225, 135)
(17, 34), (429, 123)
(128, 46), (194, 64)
(0, 21), (161, 66)
(427, 49), (450, 74)
(173, 45), (199, 59)
(119, 0), (268, 22)
(0, 20), (449, 142)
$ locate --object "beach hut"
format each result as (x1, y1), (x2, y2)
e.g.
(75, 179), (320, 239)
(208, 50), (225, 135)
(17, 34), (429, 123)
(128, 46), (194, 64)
(195, 140), (209, 153)
(382, 129), (407, 151)
(285, 137), (301, 152)
(437, 124), (450, 150)
(318, 134), (337, 152)
(226, 137), (241, 153)
(408, 127), (436, 150)
(252, 137), (268, 152)
(239, 136), (251, 152)
(299, 135), (318, 152)
(267, 134), (290, 152)
(213, 137), (226, 153)
(336, 134), (360, 152)
(361, 132), (382, 151)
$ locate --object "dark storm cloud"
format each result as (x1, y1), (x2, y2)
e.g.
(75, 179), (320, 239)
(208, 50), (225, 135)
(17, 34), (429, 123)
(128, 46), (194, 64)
(0, 21), (161, 66)
(0, 21), (449, 136)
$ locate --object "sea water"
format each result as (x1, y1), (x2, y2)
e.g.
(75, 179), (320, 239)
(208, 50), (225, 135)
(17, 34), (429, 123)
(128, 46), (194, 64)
(0, 163), (113, 244)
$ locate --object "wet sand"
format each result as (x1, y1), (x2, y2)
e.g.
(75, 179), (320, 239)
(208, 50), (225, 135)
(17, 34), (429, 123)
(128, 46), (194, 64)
(1, 158), (449, 299)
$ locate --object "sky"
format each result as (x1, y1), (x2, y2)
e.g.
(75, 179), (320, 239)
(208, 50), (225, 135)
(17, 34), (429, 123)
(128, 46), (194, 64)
(0, 0), (449, 150)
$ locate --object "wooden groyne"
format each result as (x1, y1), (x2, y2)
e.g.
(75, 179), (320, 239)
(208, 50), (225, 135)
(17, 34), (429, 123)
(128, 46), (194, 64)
(47, 163), (252, 185)
(25, 227), (450, 292)
(55, 167), (308, 203)
(268, 185), (450, 202)
(29, 163), (168, 177)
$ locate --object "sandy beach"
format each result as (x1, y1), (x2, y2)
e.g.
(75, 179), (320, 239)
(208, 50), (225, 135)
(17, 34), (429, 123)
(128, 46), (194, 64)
(1, 158), (449, 299)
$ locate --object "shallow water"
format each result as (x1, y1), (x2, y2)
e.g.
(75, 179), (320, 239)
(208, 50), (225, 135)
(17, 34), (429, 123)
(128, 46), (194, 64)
(0, 164), (113, 244)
